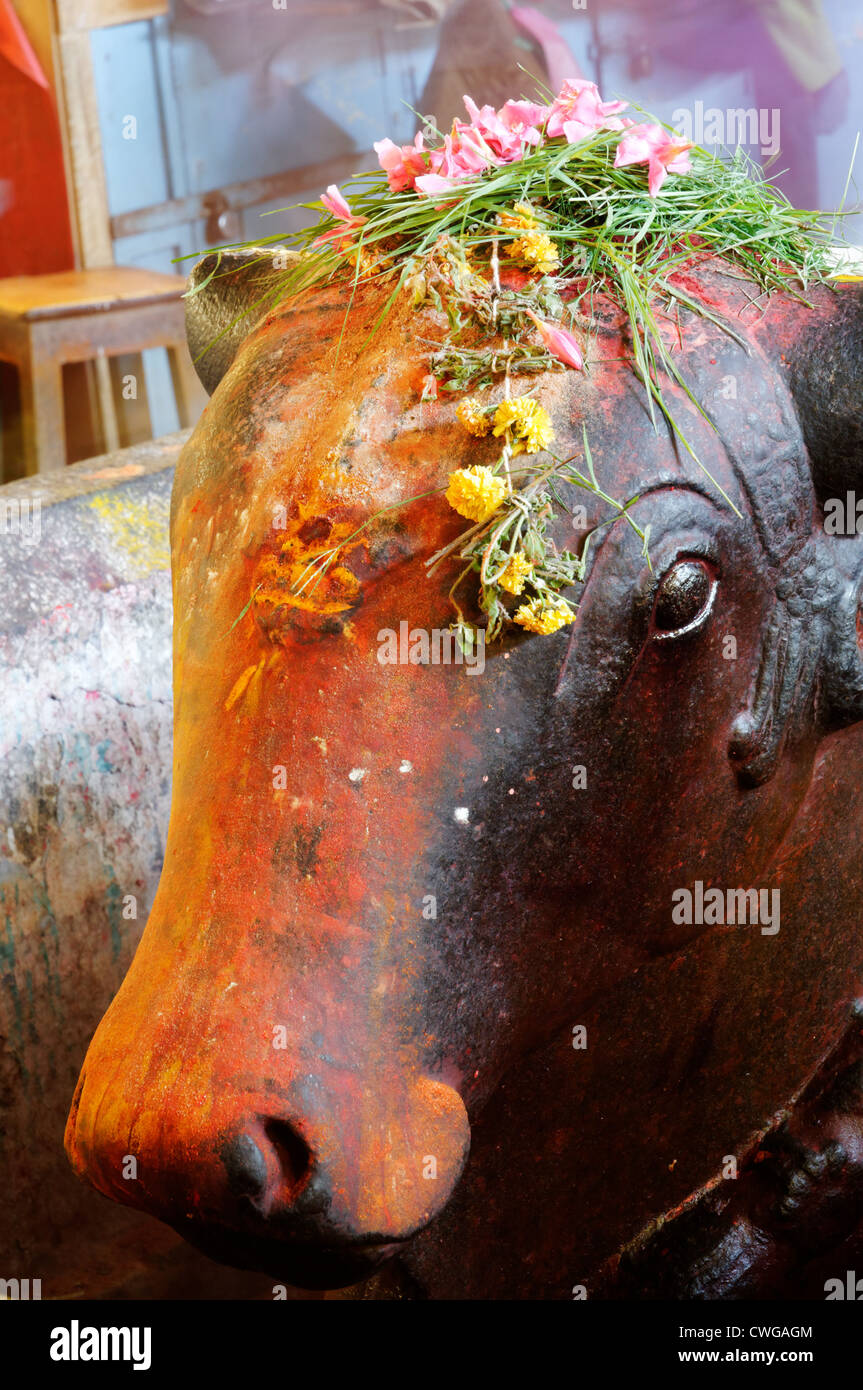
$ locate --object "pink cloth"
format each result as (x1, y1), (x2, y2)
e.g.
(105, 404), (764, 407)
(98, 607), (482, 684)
(510, 4), (583, 92)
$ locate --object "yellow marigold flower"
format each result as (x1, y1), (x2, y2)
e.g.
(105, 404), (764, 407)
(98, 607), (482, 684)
(508, 230), (559, 275)
(514, 598), (576, 636)
(498, 202), (542, 231)
(493, 396), (555, 455)
(346, 246), (380, 275)
(498, 551), (533, 596)
(445, 466), (507, 524)
(456, 398), (493, 437)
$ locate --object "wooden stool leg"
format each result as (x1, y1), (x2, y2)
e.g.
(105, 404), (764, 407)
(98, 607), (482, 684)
(18, 335), (66, 475)
(94, 352), (121, 454)
(0, 361), (19, 482)
(167, 343), (205, 429)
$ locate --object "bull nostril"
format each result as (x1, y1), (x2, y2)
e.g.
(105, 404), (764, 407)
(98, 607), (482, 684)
(263, 1117), (312, 1192)
(221, 1132), (269, 1199)
(221, 1121), (313, 1206)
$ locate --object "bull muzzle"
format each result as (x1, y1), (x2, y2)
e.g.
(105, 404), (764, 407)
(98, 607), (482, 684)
(66, 1034), (470, 1290)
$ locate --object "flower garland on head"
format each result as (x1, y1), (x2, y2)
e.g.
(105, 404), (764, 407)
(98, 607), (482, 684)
(374, 80), (632, 197)
(201, 77), (842, 651)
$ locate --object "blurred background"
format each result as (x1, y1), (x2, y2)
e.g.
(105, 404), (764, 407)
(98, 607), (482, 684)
(0, 0), (860, 477)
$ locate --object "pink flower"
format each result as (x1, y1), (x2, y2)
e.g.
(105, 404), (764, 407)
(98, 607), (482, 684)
(414, 172), (464, 198)
(375, 90), (552, 203)
(498, 99), (551, 136)
(526, 309), (583, 370)
(416, 117), (500, 196)
(374, 133), (428, 193)
(546, 78), (628, 142)
(434, 122), (497, 177)
(561, 114), (626, 144)
(311, 184), (367, 251)
(461, 96), (512, 155)
(320, 185), (354, 221)
(462, 94), (548, 162)
(613, 123), (694, 197)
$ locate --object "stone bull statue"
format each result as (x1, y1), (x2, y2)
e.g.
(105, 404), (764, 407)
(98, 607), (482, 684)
(64, 249), (863, 1300)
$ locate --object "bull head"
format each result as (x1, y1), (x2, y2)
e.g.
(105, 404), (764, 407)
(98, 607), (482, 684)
(65, 252), (863, 1297)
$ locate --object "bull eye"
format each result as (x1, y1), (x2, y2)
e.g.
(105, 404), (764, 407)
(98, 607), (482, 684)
(652, 558), (716, 639)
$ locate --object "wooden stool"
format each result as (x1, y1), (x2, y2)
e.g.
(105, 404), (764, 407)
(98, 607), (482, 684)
(0, 267), (203, 475)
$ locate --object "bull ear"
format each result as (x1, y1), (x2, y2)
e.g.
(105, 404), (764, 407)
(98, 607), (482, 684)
(784, 282), (863, 731)
(821, 543), (863, 730)
(185, 247), (297, 395)
(783, 281), (863, 502)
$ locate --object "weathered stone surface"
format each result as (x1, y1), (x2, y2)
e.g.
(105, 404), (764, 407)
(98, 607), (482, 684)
(0, 434), (281, 1297)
